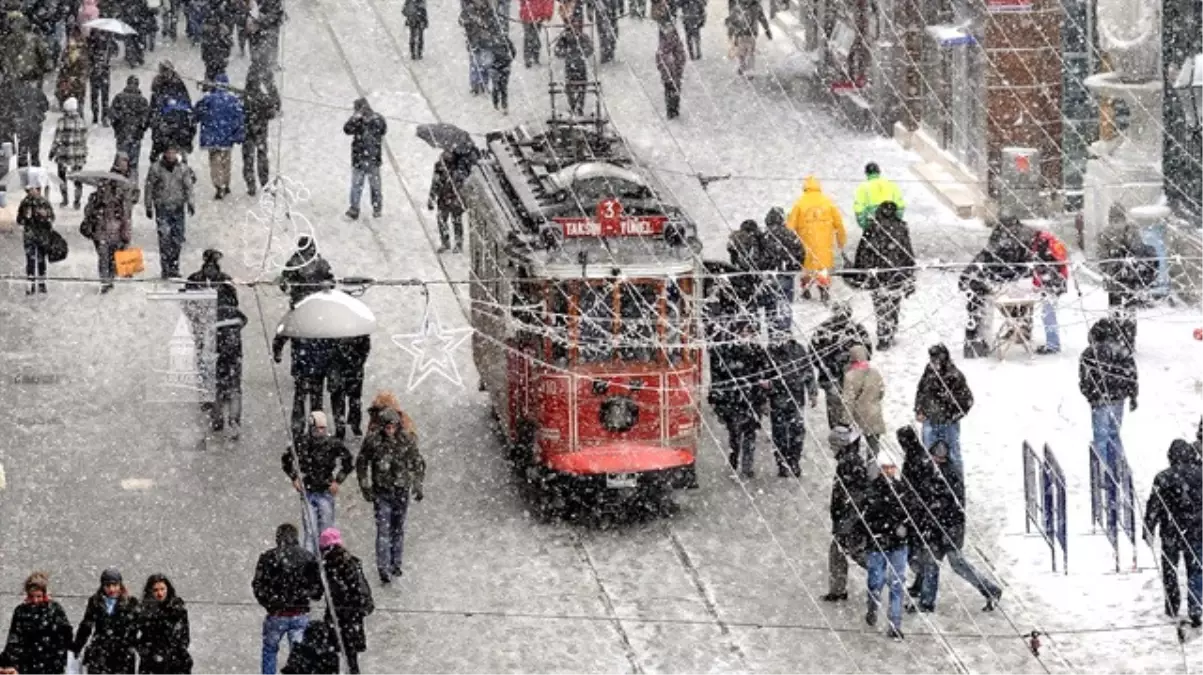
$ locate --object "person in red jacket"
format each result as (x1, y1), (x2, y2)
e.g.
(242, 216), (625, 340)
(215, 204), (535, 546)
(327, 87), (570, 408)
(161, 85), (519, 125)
(519, 0), (554, 67)
(1031, 229), (1069, 354)
(655, 17), (686, 119)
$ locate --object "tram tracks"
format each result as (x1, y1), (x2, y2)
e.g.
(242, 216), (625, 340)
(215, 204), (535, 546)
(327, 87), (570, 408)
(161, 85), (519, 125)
(307, 0), (750, 670)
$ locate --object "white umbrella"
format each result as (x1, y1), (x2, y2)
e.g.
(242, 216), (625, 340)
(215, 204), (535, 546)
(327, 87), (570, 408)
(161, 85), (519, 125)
(82, 18), (138, 35)
(275, 290), (377, 339)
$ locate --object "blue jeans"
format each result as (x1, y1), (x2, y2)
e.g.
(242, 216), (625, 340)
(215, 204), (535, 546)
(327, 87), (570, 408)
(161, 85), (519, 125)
(155, 206), (186, 277)
(1140, 222), (1170, 298)
(374, 492), (411, 575)
(349, 165), (382, 214)
(922, 421), (962, 472)
(302, 491), (336, 553)
(1091, 402), (1125, 535)
(1189, 539), (1203, 620)
(866, 547), (908, 631)
(919, 549), (1001, 608)
(119, 139), (143, 177)
(469, 48), (493, 92)
(261, 614), (309, 675)
(768, 273), (795, 338)
(1041, 298), (1060, 352)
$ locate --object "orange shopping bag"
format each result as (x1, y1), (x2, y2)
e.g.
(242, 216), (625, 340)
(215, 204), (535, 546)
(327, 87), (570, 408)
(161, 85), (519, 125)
(114, 247), (145, 278)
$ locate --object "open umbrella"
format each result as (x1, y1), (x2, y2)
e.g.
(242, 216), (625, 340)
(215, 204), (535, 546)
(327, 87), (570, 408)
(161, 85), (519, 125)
(82, 18), (138, 35)
(416, 123), (475, 152)
(276, 290), (377, 339)
(68, 170), (136, 188)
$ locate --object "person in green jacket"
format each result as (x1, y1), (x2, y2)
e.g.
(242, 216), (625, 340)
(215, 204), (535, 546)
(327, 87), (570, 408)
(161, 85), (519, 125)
(853, 162), (905, 229)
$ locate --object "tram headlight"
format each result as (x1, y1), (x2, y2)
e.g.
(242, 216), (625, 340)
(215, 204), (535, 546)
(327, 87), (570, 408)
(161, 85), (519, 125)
(599, 395), (639, 433)
(663, 221), (687, 247)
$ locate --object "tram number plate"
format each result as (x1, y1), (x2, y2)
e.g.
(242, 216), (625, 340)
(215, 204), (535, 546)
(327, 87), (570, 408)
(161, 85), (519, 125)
(606, 473), (639, 489)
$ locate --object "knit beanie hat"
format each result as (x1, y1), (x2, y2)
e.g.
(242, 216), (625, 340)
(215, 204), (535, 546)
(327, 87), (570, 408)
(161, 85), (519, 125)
(63, 97), (78, 112)
(318, 528), (342, 550)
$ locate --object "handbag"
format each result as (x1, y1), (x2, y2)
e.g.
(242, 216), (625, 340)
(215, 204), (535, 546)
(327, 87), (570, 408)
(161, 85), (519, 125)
(45, 229), (68, 263)
(114, 247), (146, 277)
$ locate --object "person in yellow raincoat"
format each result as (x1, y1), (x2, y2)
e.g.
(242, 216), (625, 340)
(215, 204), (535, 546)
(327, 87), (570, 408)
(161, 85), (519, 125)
(853, 162), (905, 228)
(786, 176), (847, 303)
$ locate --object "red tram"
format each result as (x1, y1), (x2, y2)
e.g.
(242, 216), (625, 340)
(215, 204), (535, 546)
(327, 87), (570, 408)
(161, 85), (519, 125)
(462, 111), (703, 509)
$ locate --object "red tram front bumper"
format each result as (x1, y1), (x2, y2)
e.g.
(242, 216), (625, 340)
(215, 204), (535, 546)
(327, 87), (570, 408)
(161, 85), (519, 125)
(543, 444), (694, 476)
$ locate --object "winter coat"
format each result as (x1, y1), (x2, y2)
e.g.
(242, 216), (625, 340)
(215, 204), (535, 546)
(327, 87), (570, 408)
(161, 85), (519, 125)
(428, 160), (465, 215)
(0, 14), (53, 83)
(767, 340), (816, 414)
(1144, 439), (1203, 548)
(85, 30), (115, 79)
(708, 341), (769, 422)
(54, 45), (88, 107)
(0, 80), (49, 138)
(329, 336), (370, 392)
(18, 193), (55, 248)
(656, 24), (686, 89)
(848, 205), (915, 291)
(152, 99), (197, 156)
(841, 345), (885, 436)
(73, 592), (139, 674)
(50, 112), (89, 169)
(809, 315), (872, 388)
(1031, 230), (1068, 296)
(831, 439), (869, 551)
(403, 0), (429, 27)
(253, 0), (285, 30)
(519, 0), (554, 23)
(145, 157), (196, 212)
(913, 345), (974, 424)
(136, 595), (192, 674)
(554, 30), (593, 82)
(366, 392), (419, 436)
(1099, 225), (1157, 296)
(110, 84), (151, 146)
(2, 599), (73, 675)
(197, 77), (246, 149)
(786, 177), (846, 272)
(282, 434), (354, 494)
(862, 474), (911, 551)
(185, 264), (239, 309)
(958, 218), (1035, 295)
(727, 0), (768, 38)
(253, 543), (322, 615)
(242, 71), (280, 138)
(279, 245), (335, 307)
(320, 547), (374, 654)
(150, 74), (192, 119)
(200, 19), (233, 68)
(82, 188), (132, 245)
(343, 111), (388, 169)
(280, 620), (339, 675)
(727, 220), (764, 273)
(852, 175), (905, 228)
(273, 336), (335, 380)
(357, 427), (426, 499)
(681, 0), (706, 29)
(460, 0), (501, 49)
(214, 306), (247, 393)
(918, 458), (965, 556)
(1078, 318), (1138, 406)
(761, 221), (804, 273)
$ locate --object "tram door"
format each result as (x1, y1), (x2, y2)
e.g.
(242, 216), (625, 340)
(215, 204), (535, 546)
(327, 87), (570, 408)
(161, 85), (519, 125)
(506, 276), (542, 435)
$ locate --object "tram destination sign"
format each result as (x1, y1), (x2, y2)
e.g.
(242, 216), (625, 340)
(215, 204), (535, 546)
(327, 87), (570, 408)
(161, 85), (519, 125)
(555, 198), (668, 238)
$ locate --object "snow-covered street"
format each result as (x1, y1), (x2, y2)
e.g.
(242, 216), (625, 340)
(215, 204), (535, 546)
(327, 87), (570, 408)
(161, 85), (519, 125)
(0, 0), (1200, 672)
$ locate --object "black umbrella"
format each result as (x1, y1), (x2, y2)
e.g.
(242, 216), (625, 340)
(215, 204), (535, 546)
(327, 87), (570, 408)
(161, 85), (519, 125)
(416, 123), (475, 152)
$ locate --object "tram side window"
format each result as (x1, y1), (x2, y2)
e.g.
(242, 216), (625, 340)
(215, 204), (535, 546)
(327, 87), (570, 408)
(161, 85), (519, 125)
(547, 283), (572, 367)
(664, 278), (692, 364)
(578, 282), (616, 363)
(618, 282), (659, 362)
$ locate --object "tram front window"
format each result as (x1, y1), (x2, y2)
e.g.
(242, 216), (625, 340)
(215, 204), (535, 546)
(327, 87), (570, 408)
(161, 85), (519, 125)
(664, 277), (692, 364)
(577, 282), (616, 362)
(548, 283), (572, 366)
(618, 282), (660, 362)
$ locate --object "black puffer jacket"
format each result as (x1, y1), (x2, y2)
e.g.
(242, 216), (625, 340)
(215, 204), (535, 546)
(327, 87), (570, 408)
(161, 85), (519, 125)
(767, 340), (816, 412)
(136, 579), (192, 675)
(1078, 318), (1138, 405)
(282, 434), (354, 494)
(760, 208), (804, 273)
(2, 600), (73, 675)
(343, 102), (388, 169)
(831, 437), (869, 551)
(110, 80), (151, 146)
(1144, 439), (1203, 547)
(253, 543), (322, 615)
(73, 592), (139, 674)
(708, 341), (769, 421)
(809, 311), (872, 388)
(958, 217), (1035, 294)
(862, 474), (912, 551)
(848, 202), (915, 291)
(913, 344), (974, 424)
(321, 547), (374, 654)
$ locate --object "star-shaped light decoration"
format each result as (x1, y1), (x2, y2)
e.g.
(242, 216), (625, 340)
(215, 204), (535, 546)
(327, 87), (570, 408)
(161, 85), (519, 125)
(391, 307), (473, 391)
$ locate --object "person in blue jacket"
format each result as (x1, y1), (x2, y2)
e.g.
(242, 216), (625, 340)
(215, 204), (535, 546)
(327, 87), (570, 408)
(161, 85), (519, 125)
(196, 73), (246, 200)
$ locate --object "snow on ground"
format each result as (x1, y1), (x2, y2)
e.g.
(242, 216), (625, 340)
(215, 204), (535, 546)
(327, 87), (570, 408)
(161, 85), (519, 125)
(0, 0), (1199, 672)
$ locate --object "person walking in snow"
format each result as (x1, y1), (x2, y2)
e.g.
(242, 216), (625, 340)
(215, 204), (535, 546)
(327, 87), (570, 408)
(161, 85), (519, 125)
(680, 0), (705, 59)
(200, 7), (234, 82)
(110, 76), (152, 177)
(1099, 204), (1157, 352)
(273, 332), (335, 438)
(1144, 438), (1203, 626)
(1, 572), (73, 675)
(553, 21), (593, 116)
(151, 97), (197, 162)
(357, 408), (426, 584)
(253, 523), (323, 675)
(518, 0), (552, 67)
(766, 338), (816, 477)
(759, 206), (804, 338)
(329, 336), (371, 440)
(196, 73), (246, 199)
(1031, 227), (1069, 354)
(282, 412), (355, 552)
(317, 529), (374, 675)
(726, 219), (766, 313)
(847, 200), (914, 350)
(403, 0), (429, 59)
(1079, 316), (1138, 482)
(136, 574), (193, 674)
(490, 34), (515, 114)
(49, 98), (88, 209)
(841, 344), (885, 458)
(247, 0), (285, 74)
(7, 79), (48, 169)
(18, 168), (55, 296)
(726, 0), (770, 77)
(809, 301), (872, 428)
(279, 235), (335, 307)
(655, 17), (686, 120)
(786, 176), (845, 304)
(910, 436), (1002, 613)
(73, 569), (139, 674)
(55, 34), (89, 112)
(821, 425), (869, 602)
(212, 303), (248, 438)
(862, 451), (911, 640)
(852, 162), (905, 229)
(80, 177), (132, 294)
(343, 98), (387, 220)
(145, 144), (197, 278)
(428, 154), (466, 253)
(86, 28), (117, 126)
(242, 68), (280, 196)
(708, 322), (769, 478)
(913, 343), (974, 473)
(280, 620), (339, 675)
